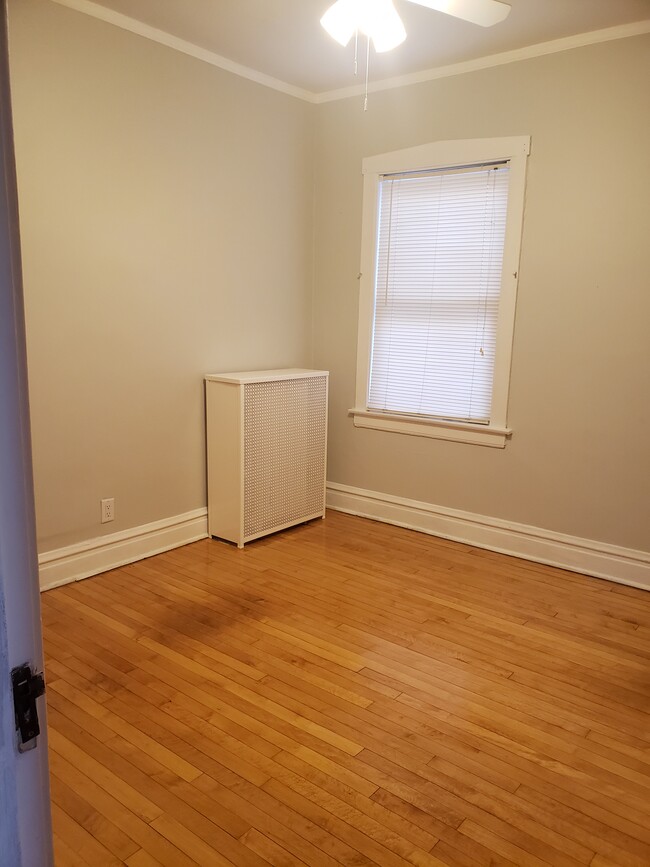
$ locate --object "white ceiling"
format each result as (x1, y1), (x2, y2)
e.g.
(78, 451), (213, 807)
(74, 0), (650, 94)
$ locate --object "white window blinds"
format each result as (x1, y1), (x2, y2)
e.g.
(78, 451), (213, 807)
(368, 162), (510, 424)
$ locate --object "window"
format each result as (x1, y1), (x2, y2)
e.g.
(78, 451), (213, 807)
(353, 137), (529, 447)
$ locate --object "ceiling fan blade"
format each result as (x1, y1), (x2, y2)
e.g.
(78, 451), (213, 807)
(406, 0), (511, 27)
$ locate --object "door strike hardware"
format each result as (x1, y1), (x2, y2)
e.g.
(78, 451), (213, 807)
(11, 663), (45, 752)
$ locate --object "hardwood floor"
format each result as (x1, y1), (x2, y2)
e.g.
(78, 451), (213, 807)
(41, 510), (650, 866)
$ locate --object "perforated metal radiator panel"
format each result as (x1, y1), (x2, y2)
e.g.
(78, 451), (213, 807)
(243, 375), (327, 539)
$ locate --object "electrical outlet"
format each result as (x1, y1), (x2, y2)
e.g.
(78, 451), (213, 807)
(101, 498), (115, 524)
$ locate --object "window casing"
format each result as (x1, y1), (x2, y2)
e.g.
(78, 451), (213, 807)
(352, 137), (530, 448)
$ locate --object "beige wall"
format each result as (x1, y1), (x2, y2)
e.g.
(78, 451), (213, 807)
(8, 0), (313, 551)
(8, 0), (650, 558)
(313, 35), (650, 552)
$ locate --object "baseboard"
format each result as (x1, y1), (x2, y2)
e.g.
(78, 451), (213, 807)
(326, 482), (650, 591)
(39, 491), (650, 592)
(38, 508), (208, 591)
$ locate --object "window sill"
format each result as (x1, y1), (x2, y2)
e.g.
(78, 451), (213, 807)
(349, 409), (511, 448)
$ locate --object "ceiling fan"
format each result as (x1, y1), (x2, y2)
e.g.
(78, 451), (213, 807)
(321, 0), (512, 53)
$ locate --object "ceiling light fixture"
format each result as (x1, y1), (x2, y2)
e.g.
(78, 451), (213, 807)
(321, 0), (407, 109)
(320, 0), (512, 109)
(321, 0), (407, 53)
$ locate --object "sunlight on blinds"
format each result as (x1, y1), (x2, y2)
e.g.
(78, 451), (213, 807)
(368, 162), (510, 423)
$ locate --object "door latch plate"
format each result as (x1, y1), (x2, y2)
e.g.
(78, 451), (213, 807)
(11, 663), (45, 752)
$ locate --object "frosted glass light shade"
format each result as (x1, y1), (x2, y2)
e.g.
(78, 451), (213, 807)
(321, 0), (407, 52)
(320, 0), (358, 47)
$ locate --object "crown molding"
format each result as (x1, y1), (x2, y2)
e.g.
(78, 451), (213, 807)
(49, 1), (650, 106)
(49, 0), (317, 103)
(314, 19), (650, 103)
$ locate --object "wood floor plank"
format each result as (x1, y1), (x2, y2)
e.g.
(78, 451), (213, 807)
(125, 851), (165, 867)
(52, 832), (95, 867)
(49, 750), (198, 867)
(273, 750), (439, 851)
(41, 511), (650, 867)
(50, 802), (123, 867)
(239, 827), (311, 867)
(191, 773), (346, 867)
(50, 773), (140, 862)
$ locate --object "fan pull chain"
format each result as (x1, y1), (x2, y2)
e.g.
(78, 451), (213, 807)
(364, 34), (370, 111)
(354, 29), (359, 76)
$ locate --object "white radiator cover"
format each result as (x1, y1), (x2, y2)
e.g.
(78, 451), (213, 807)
(205, 369), (329, 547)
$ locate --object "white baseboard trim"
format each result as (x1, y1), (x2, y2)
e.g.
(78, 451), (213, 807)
(38, 508), (208, 591)
(326, 483), (650, 591)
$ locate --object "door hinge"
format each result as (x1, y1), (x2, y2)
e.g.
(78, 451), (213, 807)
(11, 663), (46, 753)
